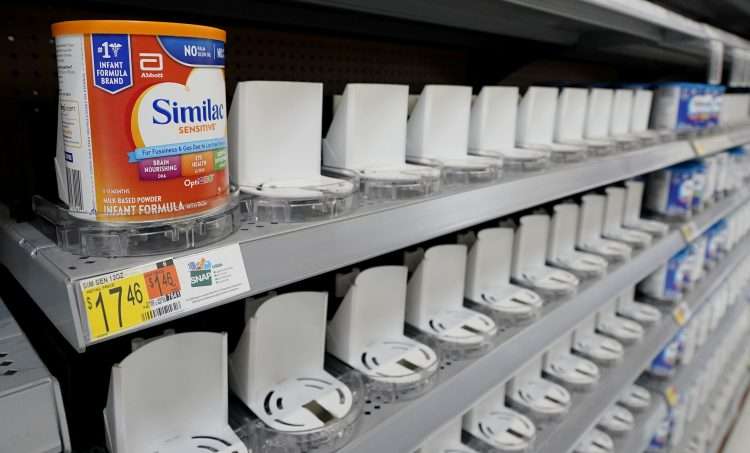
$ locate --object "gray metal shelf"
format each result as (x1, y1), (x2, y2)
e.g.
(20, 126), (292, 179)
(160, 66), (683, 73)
(668, 347), (750, 453)
(532, 229), (750, 453)
(706, 372), (750, 453)
(334, 189), (749, 453)
(641, 239), (750, 402)
(2, 128), (749, 351)
(298, 0), (750, 65)
(0, 298), (70, 453)
(615, 397), (665, 453)
(532, 310), (677, 453)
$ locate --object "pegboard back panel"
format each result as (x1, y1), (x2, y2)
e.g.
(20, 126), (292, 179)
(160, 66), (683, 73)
(0, 3), (468, 102)
(225, 27), (467, 96)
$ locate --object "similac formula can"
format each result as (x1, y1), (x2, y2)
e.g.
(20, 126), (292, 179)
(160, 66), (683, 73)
(51, 21), (229, 222)
(651, 83), (712, 130)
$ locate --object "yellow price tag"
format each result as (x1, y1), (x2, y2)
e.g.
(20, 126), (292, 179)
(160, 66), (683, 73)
(680, 222), (698, 242)
(665, 385), (680, 407)
(82, 273), (151, 339)
(81, 260), (184, 340)
(673, 302), (690, 326)
(692, 141), (706, 156)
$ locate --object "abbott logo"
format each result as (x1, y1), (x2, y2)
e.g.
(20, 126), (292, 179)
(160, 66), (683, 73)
(139, 53), (163, 71)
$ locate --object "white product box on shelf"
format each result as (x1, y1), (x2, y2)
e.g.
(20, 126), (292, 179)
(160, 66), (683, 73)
(405, 245), (498, 358)
(327, 266), (440, 401)
(508, 358), (572, 424)
(548, 202), (609, 279)
(585, 89), (615, 142)
(511, 214), (580, 298)
(468, 86), (550, 170)
(407, 85), (501, 184)
(323, 84), (441, 201)
(542, 333), (600, 392)
(230, 292), (363, 453)
(229, 81), (355, 222)
(702, 155), (720, 205)
(577, 194), (633, 262)
(681, 312), (700, 365)
(597, 404), (635, 438)
(623, 180), (670, 237)
(615, 286), (662, 326)
(603, 186), (654, 248)
(574, 428), (615, 453)
(618, 384), (652, 413)
(572, 314), (625, 367)
(595, 298), (645, 345)
(630, 89), (675, 143)
(103, 332), (248, 453)
(555, 87), (617, 156)
(517, 86), (588, 162)
(464, 384), (536, 453)
(608, 89), (643, 149)
(460, 228), (543, 324)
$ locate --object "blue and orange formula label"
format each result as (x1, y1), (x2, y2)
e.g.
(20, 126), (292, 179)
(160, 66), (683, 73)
(52, 21), (229, 222)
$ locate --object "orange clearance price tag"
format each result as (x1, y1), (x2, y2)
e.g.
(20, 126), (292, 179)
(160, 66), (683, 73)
(143, 263), (181, 301)
(81, 259), (183, 340)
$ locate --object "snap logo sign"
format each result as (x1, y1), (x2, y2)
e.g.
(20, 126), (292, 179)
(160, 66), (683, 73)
(187, 257), (213, 287)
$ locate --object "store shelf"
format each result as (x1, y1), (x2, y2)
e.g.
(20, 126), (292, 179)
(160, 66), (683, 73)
(616, 398), (665, 453)
(299, 0), (750, 65)
(331, 190), (749, 453)
(643, 249), (750, 402)
(532, 231), (750, 453)
(532, 311), (676, 453)
(0, 298), (70, 453)
(667, 350), (750, 453)
(0, 128), (748, 351)
(706, 372), (750, 453)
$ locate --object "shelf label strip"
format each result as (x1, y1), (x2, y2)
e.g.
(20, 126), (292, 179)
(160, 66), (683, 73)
(673, 301), (691, 326)
(691, 140), (706, 156)
(680, 222), (699, 242)
(665, 385), (680, 407)
(79, 244), (250, 341)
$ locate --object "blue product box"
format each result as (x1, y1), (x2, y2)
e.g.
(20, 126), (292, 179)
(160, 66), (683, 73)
(645, 163), (695, 217)
(651, 83), (716, 130)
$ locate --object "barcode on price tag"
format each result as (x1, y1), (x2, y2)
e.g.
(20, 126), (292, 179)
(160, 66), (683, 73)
(79, 244), (250, 341)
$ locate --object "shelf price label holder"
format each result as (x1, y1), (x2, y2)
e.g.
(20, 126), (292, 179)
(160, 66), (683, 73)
(78, 244), (250, 341)
(673, 301), (692, 326)
(664, 385), (680, 407)
(680, 222), (699, 242)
